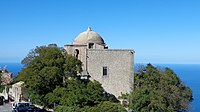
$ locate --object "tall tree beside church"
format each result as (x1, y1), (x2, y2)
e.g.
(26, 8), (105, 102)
(16, 45), (82, 105)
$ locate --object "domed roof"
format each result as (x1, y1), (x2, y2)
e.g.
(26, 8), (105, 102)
(73, 27), (105, 45)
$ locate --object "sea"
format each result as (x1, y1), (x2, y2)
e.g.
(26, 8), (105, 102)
(0, 63), (199, 112)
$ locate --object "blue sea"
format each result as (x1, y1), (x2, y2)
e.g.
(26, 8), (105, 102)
(0, 63), (23, 78)
(0, 63), (199, 111)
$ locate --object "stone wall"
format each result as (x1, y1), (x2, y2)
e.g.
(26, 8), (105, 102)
(64, 45), (87, 70)
(87, 49), (134, 97)
(64, 43), (107, 72)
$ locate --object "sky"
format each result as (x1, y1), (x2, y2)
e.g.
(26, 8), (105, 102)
(0, 0), (200, 64)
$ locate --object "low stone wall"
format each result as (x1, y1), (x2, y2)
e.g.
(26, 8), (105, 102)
(34, 104), (54, 112)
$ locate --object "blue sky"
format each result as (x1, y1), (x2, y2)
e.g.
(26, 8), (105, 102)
(0, 0), (200, 64)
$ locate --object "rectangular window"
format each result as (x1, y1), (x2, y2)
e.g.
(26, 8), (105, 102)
(88, 43), (94, 49)
(103, 67), (108, 76)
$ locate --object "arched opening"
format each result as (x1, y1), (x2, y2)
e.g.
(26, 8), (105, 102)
(74, 49), (79, 58)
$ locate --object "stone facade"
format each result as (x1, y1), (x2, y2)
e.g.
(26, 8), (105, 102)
(0, 68), (13, 85)
(65, 44), (88, 70)
(87, 49), (134, 97)
(64, 27), (134, 97)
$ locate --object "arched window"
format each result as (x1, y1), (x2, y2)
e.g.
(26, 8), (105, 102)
(74, 49), (79, 58)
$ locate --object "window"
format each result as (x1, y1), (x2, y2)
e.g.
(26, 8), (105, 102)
(88, 43), (94, 49)
(74, 49), (79, 58)
(103, 67), (108, 76)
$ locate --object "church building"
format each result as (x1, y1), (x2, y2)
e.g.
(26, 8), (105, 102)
(64, 27), (134, 97)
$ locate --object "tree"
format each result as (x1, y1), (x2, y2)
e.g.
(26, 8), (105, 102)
(54, 101), (126, 112)
(127, 64), (193, 112)
(16, 45), (82, 106)
(88, 101), (126, 112)
(45, 79), (119, 109)
(63, 54), (82, 79)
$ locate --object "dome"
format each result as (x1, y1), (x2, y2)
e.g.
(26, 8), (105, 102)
(73, 27), (105, 45)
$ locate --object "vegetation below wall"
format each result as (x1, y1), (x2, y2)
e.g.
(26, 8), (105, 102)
(122, 64), (193, 112)
(0, 86), (4, 93)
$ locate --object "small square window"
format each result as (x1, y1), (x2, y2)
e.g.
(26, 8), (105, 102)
(89, 43), (94, 49)
(103, 67), (108, 76)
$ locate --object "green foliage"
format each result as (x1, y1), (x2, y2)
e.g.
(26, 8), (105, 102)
(88, 101), (126, 112)
(128, 64), (193, 112)
(54, 101), (126, 112)
(0, 86), (4, 93)
(46, 79), (118, 108)
(63, 54), (82, 79)
(54, 106), (82, 112)
(15, 45), (82, 105)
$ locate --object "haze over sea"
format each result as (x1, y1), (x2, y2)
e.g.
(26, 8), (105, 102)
(0, 63), (199, 112)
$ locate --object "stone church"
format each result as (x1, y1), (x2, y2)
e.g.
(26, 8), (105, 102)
(64, 27), (134, 97)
